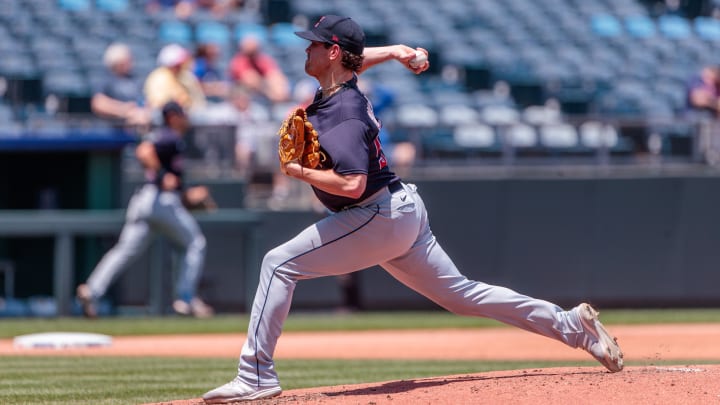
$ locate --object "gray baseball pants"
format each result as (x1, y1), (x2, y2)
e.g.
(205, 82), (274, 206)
(236, 182), (588, 387)
(85, 184), (206, 303)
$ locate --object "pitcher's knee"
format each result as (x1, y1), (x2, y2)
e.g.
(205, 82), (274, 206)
(261, 249), (301, 281)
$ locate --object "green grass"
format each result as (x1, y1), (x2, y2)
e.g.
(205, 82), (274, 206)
(1, 308), (719, 338)
(5, 356), (712, 405)
(3, 356), (718, 405)
(1, 309), (718, 404)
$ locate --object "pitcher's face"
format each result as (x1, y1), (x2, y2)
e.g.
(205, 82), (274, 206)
(304, 41), (334, 78)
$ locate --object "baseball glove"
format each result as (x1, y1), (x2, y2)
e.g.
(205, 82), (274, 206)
(278, 107), (324, 169)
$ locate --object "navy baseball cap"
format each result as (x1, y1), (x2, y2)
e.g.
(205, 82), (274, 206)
(295, 15), (365, 55)
(161, 101), (185, 121)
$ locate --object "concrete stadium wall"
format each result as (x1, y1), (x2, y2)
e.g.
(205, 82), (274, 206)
(106, 174), (720, 312)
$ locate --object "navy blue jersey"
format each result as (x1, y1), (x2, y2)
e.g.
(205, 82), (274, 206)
(305, 75), (399, 212)
(146, 127), (185, 190)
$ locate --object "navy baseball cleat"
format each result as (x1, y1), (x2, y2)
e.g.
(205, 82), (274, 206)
(203, 377), (281, 403)
(76, 284), (97, 318)
(576, 303), (624, 372)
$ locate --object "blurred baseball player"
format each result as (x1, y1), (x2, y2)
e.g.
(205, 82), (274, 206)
(76, 101), (214, 318)
(203, 15), (623, 403)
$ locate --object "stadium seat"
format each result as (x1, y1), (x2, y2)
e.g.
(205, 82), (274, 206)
(624, 15), (656, 38)
(195, 21), (231, 47)
(578, 121), (620, 148)
(158, 20), (193, 45)
(0, 103), (16, 122)
(396, 104), (438, 127)
(453, 123), (498, 149)
(0, 53), (38, 77)
(439, 104), (479, 126)
(480, 105), (521, 126)
(26, 116), (70, 137)
(0, 121), (24, 138)
(694, 17), (720, 41)
(657, 15), (693, 39)
(502, 123), (537, 148)
(590, 14), (623, 37)
(270, 22), (307, 47)
(538, 123), (580, 149)
(42, 70), (90, 97)
(522, 105), (562, 126)
(95, 0), (129, 12)
(58, 0), (91, 12)
(234, 22), (268, 44)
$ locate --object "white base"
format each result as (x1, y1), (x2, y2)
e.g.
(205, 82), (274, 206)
(13, 332), (113, 349)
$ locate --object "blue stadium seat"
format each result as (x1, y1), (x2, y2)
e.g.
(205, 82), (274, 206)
(43, 70), (90, 97)
(195, 21), (231, 47)
(624, 15), (656, 38)
(25, 115), (70, 137)
(590, 14), (623, 37)
(270, 22), (306, 47)
(58, 0), (91, 12)
(96, 0), (129, 12)
(0, 53), (38, 77)
(0, 121), (24, 138)
(657, 15), (692, 39)
(158, 20), (193, 45)
(694, 17), (720, 41)
(234, 22), (268, 44)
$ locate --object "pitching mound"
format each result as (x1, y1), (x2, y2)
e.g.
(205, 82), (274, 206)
(156, 365), (720, 404)
(4, 324), (718, 404)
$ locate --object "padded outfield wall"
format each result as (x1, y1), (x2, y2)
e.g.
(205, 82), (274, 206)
(114, 167), (720, 312)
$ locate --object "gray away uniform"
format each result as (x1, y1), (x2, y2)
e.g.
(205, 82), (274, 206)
(85, 127), (206, 305)
(237, 77), (589, 387)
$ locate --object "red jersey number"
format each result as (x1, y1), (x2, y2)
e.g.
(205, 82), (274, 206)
(374, 137), (388, 170)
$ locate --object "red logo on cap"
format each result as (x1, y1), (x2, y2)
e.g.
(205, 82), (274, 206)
(332, 34), (339, 42)
(315, 16), (325, 28)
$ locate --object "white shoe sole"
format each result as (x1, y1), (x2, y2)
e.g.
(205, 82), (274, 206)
(579, 303), (624, 372)
(203, 386), (282, 403)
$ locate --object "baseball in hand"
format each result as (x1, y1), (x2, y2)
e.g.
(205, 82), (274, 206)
(409, 50), (427, 68)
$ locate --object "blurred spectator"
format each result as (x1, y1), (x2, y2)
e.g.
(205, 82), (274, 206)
(144, 43), (207, 114)
(147, 0), (246, 19)
(686, 65), (720, 117)
(687, 64), (720, 165)
(228, 85), (274, 178)
(358, 78), (416, 176)
(146, 0), (194, 19)
(91, 43), (151, 131)
(193, 43), (230, 101)
(228, 35), (290, 104)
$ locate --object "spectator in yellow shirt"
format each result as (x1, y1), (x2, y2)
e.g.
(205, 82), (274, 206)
(144, 43), (207, 113)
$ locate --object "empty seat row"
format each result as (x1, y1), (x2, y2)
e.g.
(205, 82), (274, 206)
(591, 14), (720, 40)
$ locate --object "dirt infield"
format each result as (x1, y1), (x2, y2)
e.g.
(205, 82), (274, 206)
(3, 323), (720, 404)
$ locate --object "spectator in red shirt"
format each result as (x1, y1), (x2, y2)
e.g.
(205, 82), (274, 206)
(228, 35), (290, 103)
